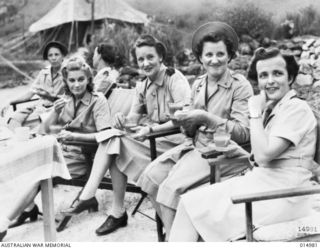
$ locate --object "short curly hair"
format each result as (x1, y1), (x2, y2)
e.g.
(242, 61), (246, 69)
(247, 47), (299, 86)
(194, 32), (237, 63)
(96, 43), (124, 69)
(61, 56), (94, 95)
(131, 34), (167, 65)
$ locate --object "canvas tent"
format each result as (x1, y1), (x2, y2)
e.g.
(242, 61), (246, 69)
(29, 0), (149, 51)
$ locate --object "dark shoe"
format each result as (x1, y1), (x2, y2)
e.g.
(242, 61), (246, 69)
(0, 230), (7, 242)
(61, 197), (98, 216)
(9, 205), (42, 228)
(95, 212), (128, 236)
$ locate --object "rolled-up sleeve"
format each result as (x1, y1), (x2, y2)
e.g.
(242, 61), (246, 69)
(169, 71), (191, 105)
(270, 101), (316, 146)
(129, 81), (146, 115)
(93, 95), (112, 131)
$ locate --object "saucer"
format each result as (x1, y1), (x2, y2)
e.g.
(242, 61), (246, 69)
(208, 143), (237, 152)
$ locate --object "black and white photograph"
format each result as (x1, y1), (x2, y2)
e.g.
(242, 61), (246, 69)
(0, 0), (320, 246)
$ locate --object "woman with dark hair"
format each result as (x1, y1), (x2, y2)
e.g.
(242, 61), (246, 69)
(137, 22), (253, 238)
(6, 56), (111, 229)
(6, 41), (68, 129)
(60, 34), (191, 236)
(92, 43), (124, 94)
(169, 47), (318, 241)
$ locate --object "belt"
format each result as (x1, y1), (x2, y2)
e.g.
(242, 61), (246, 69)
(250, 157), (316, 171)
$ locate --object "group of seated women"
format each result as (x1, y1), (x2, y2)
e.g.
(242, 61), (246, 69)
(0, 20), (318, 242)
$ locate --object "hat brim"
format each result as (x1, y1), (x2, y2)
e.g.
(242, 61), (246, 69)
(43, 41), (68, 60)
(192, 22), (239, 61)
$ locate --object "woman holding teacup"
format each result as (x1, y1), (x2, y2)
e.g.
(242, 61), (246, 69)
(5, 41), (68, 129)
(60, 34), (191, 236)
(137, 22), (253, 239)
(169, 47), (318, 241)
(5, 56), (111, 229)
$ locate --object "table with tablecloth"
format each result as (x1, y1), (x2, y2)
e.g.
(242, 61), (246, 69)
(0, 135), (71, 241)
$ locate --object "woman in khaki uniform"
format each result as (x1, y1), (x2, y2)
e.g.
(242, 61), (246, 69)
(8, 56), (111, 228)
(169, 47), (317, 241)
(137, 22), (253, 238)
(61, 35), (191, 236)
(7, 41), (68, 129)
(44, 56), (111, 177)
(92, 43), (124, 94)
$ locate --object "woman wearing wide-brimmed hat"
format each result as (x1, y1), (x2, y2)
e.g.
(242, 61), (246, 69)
(137, 21), (254, 239)
(6, 41), (68, 129)
(169, 46), (318, 241)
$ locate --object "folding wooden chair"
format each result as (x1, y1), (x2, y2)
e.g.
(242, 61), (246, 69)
(55, 87), (182, 232)
(201, 108), (320, 242)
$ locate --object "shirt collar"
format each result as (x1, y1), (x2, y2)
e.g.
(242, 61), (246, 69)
(146, 64), (167, 88)
(216, 69), (232, 88)
(204, 69), (232, 89)
(78, 91), (92, 106)
(43, 65), (62, 76)
(267, 89), (297, 116)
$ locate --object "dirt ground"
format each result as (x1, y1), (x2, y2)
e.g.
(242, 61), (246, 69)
(0, 85), (158, 242)
(5, 185), (158, 242)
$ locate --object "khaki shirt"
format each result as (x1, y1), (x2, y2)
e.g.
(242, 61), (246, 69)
(94, 67), (119, 94)
(263, 90), (317, 168)
(131, 64), (191, 124)
(192, 70), (253, 146)
(58, 91), (111, 133)
(32, 66), (65, 100)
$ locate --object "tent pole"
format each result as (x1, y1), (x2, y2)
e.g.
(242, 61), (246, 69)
(75, 21), (79, 50)
(68, 21), (74, 52)
(91, 0), (95, 36)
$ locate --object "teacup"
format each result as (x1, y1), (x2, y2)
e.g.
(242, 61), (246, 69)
(213, 133), (231, 148)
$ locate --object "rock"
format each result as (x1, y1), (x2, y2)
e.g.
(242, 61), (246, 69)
(292, 37), (304, 44)
(299, 61), (313, 74)
(296, 74), (314, 86)
(315, 46), (320, 56)
(300, 51), (310, 59)
(313, 68), (320, 80)
(303, 38), (316, 49)
(314, 39), (320, 48)
(309, 47), (316, 54)
(313, 80), (320, 88)
(313, 58), (320, 68)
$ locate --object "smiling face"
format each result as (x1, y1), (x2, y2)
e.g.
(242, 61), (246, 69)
(135, 46), (162, 81)
(47, 47), (64, 68)
(66, 70), (88, 99)
(199, 41), (230, 80)
(256, 55), (292, 101)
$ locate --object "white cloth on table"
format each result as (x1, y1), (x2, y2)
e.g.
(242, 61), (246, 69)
(0, 135), (70, 212)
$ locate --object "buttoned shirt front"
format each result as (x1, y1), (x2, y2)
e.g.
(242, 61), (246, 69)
(32, 66), (65, 96)
(130, 64), (191, 124)
(58, 91), (111, 133)
(191, 69), (253, 146)
(32, 65), (65, 107)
